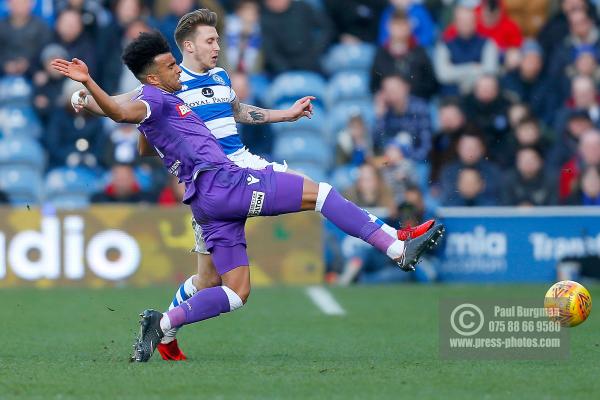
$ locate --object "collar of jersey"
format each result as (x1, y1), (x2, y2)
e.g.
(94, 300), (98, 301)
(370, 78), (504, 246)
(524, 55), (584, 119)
(180, 64), (211, 78)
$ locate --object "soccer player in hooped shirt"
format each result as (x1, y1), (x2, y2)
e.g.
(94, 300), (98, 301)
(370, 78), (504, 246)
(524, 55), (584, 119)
(52, 31), (444, 362)
(71, 8), (437, 361)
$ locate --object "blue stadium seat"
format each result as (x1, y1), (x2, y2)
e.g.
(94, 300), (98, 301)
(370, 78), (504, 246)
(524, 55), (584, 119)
(326, 71), (371, 107)
(329, 165), (360, 192)
(267, 71), (326, 108)
(0, 165), (43, 205)
(327, 101), (376, 137)
(0, 105), (42, 139)
(45, 167), (100, 198)
(270, 103), (326, 137)
(286, 161), (328, 182)
(322, 44), (376, 75)
(46, 193), (91, 210)
(0, 76), (33, 107)
(0, 136), (45, 171)
(273, 133), (332, 167)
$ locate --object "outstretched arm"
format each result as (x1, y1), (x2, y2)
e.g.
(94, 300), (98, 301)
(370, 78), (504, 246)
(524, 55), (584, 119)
(71, 89), (140, 116)
(232, 96), (314, 125)
(51, 58), (147, 124)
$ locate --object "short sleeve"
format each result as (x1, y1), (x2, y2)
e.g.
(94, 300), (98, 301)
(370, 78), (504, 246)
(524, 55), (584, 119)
(135, 86), (164, 123)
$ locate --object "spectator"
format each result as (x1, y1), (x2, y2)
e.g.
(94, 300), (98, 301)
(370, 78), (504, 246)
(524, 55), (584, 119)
(97, 0), (144, 94)
(54, 9), (98, 77)
(114, 19), (153, 93)
(335, 113), (373, 167)
(434, 5), (499, 95)
(0, 0), (52, 77)
(378, 0), (437, 48)
(429, 99), (468, 184)
(569, 46), (600, 83)
(32, 44), (68, 126)
(566, 165), (600, 205)
(501, 40), (551, 124)
(461, 74), (511, 163)
(261, 0), (332, 75)
(370, 9), (438, 99)
(91, 164), (154, 203)
(336, 162), (398, 285)
(503, 116), (551, 167)
(324, 0), (387, 44)
(44, 80), (104, 169)
(377, 139), (418, 205)
(224, 0), (262, 73)
(444, 0), (523, 51)
(549, 8), (600, 91)
(344, 163), (397, 216)
(549, 108), (594, 168)
(501, 146), (557, 206)
(537, 0), (590, 64)
(554, 75), (600, 134)
(373, 74), (432, 162)
(560, 129), (600, 201)
(158, 175), (186, 206)
(55, 0), (112, 38)
(443, 167), (497, 206)
(439, 132), (501, 204)
(230, 71), (272, 158)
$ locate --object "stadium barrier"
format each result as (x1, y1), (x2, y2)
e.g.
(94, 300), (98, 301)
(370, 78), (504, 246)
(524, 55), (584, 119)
(436, 207), (600, 282)
(0, 205), (324, 287)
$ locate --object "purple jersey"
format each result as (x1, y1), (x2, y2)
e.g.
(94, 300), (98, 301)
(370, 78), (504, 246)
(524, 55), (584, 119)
(135, 84), (234, 202)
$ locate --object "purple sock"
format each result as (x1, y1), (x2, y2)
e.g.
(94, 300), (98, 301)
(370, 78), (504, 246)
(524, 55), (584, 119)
(166, 286), (231, 328)
(318, 184), (396, 254)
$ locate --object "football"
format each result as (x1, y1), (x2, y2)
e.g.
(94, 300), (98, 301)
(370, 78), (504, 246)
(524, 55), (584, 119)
(544, 281), (592, 327)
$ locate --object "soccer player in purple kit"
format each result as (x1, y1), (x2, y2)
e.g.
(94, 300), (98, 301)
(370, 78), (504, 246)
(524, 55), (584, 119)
(51, 31), (444, 363)
(71, 9), (436, 361)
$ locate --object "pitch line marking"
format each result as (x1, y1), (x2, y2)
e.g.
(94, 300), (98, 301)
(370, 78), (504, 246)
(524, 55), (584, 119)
(306, 286), (346, 316)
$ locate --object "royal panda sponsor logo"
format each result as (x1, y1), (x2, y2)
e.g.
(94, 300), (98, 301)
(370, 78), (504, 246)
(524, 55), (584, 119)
(201, 87), (214, 97)
(248, 191), (265, 216)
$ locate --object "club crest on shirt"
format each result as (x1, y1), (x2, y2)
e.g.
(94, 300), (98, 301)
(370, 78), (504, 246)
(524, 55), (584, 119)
(176, 104), (192, 117)
(212, 74), (226, 86)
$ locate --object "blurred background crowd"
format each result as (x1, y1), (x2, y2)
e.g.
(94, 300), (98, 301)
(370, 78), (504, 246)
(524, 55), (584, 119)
(2, 0), (600, 281)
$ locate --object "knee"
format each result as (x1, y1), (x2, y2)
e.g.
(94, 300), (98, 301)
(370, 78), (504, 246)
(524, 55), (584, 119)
(235, 285), (251, 304)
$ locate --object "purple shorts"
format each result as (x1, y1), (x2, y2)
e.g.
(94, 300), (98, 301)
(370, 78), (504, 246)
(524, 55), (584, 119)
(188, 165), (304, 275)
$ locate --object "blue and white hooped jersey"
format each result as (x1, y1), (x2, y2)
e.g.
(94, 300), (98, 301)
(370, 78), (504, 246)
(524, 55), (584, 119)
(175, 65), (244, 155)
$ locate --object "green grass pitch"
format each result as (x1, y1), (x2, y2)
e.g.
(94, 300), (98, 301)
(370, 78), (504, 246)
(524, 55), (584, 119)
(0, 284), (598, 399)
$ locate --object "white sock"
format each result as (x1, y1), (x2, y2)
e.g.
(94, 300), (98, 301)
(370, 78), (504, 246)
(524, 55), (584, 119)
(159, 314), (172, 333)
(386, 240), (405, 259)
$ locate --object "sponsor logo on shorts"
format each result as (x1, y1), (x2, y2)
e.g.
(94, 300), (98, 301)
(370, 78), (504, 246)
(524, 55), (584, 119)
(248, 191), (265, 216)
(169, 160), (181, 176)
(176, 104), (192, 117)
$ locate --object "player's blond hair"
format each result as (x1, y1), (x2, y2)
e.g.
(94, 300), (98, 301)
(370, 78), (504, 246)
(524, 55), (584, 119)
(174, 9), (218, 50)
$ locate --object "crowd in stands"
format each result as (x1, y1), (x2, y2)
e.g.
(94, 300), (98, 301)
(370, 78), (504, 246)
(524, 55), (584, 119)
(2, 0), (600, 280)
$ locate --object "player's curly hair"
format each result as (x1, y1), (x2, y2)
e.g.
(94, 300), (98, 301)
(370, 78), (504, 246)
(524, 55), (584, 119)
(122, 31), (171, 79)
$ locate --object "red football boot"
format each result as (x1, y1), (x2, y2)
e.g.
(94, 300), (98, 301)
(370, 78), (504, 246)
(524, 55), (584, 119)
(397, 219), (435, 241)
(156, 339), (187, 361)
